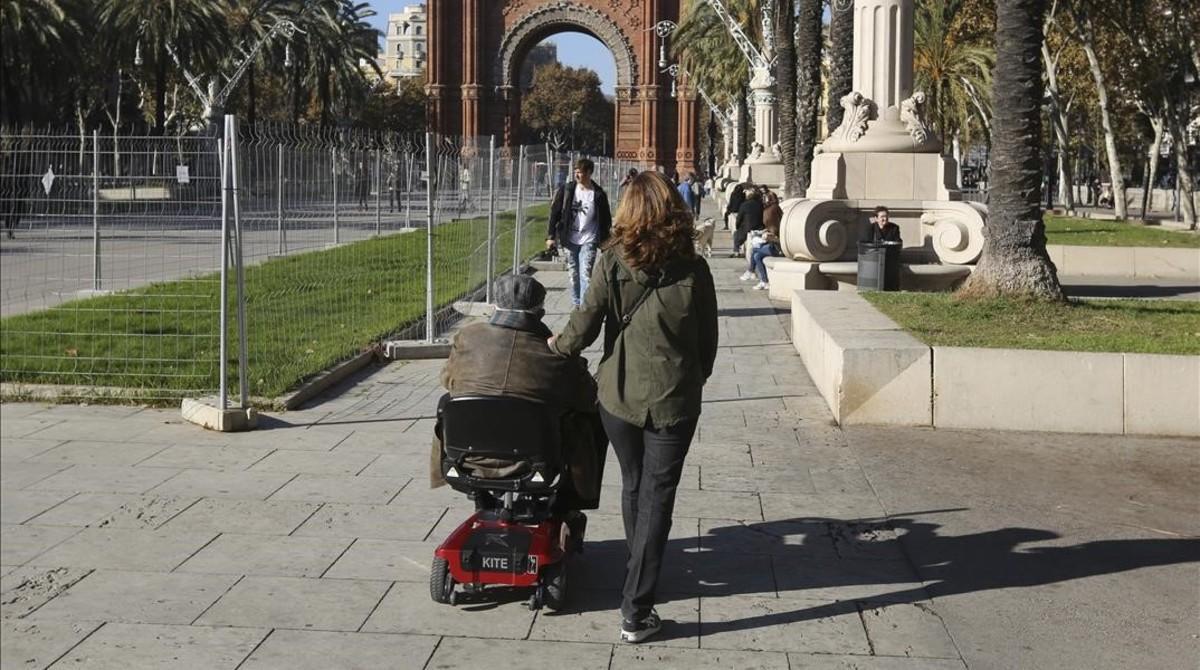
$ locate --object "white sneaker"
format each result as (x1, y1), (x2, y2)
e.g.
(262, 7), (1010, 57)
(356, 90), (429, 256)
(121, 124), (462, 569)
(753, 281), (768, 290)
(740, 271), (755, 281)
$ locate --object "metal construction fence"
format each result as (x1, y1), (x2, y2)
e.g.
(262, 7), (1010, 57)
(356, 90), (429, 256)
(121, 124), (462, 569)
(0, 117), (637, 406)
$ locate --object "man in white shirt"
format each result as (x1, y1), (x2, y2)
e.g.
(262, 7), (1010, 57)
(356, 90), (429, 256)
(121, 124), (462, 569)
(546, 158), (613, 307)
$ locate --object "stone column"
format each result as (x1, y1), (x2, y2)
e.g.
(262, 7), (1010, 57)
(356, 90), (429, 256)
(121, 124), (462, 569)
(460, 0), (480, 137)
(675, 87), (697, 176)
(425, 0), (444, 134)
(853, 0), (914, 115)
(746, 66), (778, 164)
(638, 0), (659, 166)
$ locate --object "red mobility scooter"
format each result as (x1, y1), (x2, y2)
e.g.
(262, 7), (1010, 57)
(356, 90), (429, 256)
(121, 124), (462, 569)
(430, 395), (592, 611)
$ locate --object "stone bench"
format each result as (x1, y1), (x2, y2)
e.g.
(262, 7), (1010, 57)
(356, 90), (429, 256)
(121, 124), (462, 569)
(765, 257), (972, 301)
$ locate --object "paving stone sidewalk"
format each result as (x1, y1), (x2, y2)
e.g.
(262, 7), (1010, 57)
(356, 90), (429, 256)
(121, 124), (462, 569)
(2, 230), (1196, 669)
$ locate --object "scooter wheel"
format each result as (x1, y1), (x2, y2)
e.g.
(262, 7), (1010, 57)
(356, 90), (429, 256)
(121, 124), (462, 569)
(430, 557), (454, 604)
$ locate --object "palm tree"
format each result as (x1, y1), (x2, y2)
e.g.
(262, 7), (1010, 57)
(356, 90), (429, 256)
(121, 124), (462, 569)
(99, 0), (226, 134)
(1, 0), (77, 124)
(674, 0), (765, 162)
(795, 0), (823, 194)
(292, 0), (380, 126)
(960, 0), (1063, 299)
(774, 0), (798, 196)
(913, 0), (995, 152)
(826, 0), (855, 132)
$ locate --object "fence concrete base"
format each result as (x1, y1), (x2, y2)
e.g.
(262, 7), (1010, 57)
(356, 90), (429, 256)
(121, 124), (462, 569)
(1045, 245), (1199, 279)
(181, 397), (258, 432)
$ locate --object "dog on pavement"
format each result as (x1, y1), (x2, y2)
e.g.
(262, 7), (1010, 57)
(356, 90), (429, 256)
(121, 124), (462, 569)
(694, 217), (715, 258)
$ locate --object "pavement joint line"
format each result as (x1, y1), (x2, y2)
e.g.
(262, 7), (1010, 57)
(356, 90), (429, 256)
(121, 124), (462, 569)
(172, 531), (224, 572)
(43, 620), (106, 668)
(355, 453), (383, 477)
(356, 579), (396, 633)
(420, 636), (445, 670)
(855, 601), (877, 656)
(318, 537), (358, 579)
(263, 472), (301, 501)
(189, 572), (246, 625)
(14, 418), (65, 439)
(386, 477), (415, 505)
(155, 495), (206, 531)
(128, 442), (174, 467)
(243, 448), (279, 472)
(21, 489), (84, 525)
(15, 524), (85, 568)
(141, 467), (188, 498)
(288, 502), (326, 537)
(9, 462), (73, 492)
(423, 507), (450, 542)
(322, 429), (356, 452)
(232, 627), (276, 670)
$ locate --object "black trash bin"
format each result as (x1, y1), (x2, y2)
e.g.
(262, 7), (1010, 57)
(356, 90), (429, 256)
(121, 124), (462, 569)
(857, 241), (902, 291)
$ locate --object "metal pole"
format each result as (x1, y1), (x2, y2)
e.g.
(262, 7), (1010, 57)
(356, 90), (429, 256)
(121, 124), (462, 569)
(276, 143), (284, 255)
(228, 115), (249, 408)
(332, 146), (340, 244)
(486, 135), (497, 303)
(425, 132), (435, 343)
(545, 142), (552, 197)
(374, 147), (382, 236)
(404, 152), (413, 230)
(91, 129), (100, 291)
(218, 130), (230, 410)
(513, 144), (526, 274)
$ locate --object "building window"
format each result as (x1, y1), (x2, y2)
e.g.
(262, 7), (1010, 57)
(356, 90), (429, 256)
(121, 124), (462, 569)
(402, 22), (410, 35)
(415, 26), (422, 36)
(396, 44), (403, 57)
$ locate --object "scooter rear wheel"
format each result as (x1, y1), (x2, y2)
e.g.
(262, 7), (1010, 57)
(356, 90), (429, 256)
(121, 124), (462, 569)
(430, 557), (454, 604)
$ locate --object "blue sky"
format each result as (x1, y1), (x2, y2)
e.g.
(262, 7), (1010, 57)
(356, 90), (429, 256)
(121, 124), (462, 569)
(366, 2), (617, 94)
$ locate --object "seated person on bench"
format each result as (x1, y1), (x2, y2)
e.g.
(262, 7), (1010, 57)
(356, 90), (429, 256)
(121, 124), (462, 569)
(430, 274), (604, 506)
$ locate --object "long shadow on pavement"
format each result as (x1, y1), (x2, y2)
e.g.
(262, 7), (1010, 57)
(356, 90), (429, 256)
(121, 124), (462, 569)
(549, 514), (1200, 642)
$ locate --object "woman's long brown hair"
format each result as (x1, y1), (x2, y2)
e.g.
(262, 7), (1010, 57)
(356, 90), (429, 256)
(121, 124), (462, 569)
(607, 170), (696, 272)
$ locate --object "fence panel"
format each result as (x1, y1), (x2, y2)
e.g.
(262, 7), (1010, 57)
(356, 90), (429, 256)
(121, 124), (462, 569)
(1, 122), (614, 404)
(1, 130), (223, 400)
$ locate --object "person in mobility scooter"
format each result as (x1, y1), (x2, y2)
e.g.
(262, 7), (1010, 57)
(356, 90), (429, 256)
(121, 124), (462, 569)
(429, 274), (606, 611)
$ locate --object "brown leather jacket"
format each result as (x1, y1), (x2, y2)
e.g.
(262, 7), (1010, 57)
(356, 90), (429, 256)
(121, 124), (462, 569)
(431, 311), (601, 498)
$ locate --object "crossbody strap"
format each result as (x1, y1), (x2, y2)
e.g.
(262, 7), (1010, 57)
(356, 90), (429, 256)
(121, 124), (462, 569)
(612, 262), (655, 334)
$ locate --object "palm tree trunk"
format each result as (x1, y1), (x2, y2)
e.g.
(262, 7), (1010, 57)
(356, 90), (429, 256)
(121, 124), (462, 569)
(154, 42), (168, 135)
(961, 0), (1063, 299)
(774, 0), (798, 197)
(827, 2), (854, 132)
(794, 0), (823, 195)
(736, 85), (749, 162)
(247, 62), (257, 125)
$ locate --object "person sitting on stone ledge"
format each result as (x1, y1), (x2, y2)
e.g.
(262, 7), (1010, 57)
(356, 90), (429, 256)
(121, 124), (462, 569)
(860, 205), (902, 244)
(429, 274), (605, 509)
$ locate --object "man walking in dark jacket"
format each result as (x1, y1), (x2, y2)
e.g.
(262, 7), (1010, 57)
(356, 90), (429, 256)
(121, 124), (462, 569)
(546, 158), (613, 307)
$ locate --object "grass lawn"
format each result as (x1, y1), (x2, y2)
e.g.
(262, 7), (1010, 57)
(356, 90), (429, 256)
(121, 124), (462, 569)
(1043, 215), (1200, 248)
(863, 292), (1200, 355)
(0, 204), (549, 401)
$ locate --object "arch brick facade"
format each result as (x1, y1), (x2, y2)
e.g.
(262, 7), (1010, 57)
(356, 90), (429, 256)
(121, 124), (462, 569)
(426, 0), (697, 175)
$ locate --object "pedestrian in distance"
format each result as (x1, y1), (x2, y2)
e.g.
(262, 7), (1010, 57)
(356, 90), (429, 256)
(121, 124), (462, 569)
(354, 160), (369, 211)
(676, 173), (697, 215)
(549, 170), (719, 644)
(546, 158), (613, 308)
(690, 173), (704, 218)
(724, 181), (751, 232)
(734, 186), (764, 258)
(388, 159), (402, 213)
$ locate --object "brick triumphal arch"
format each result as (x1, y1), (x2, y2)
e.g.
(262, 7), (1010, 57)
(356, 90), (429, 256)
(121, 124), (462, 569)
(426, 0), (697, 174)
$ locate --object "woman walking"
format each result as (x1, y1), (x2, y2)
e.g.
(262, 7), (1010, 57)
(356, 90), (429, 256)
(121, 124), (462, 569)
(550, 170), (719, 643)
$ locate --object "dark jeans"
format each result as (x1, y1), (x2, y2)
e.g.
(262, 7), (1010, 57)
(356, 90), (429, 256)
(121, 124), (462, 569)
(599, 405), (697, 620)
(733, 228), (747, 253)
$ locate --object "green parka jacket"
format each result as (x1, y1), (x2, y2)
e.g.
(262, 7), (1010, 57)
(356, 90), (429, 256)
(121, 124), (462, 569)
(551, 245), (719, 428)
